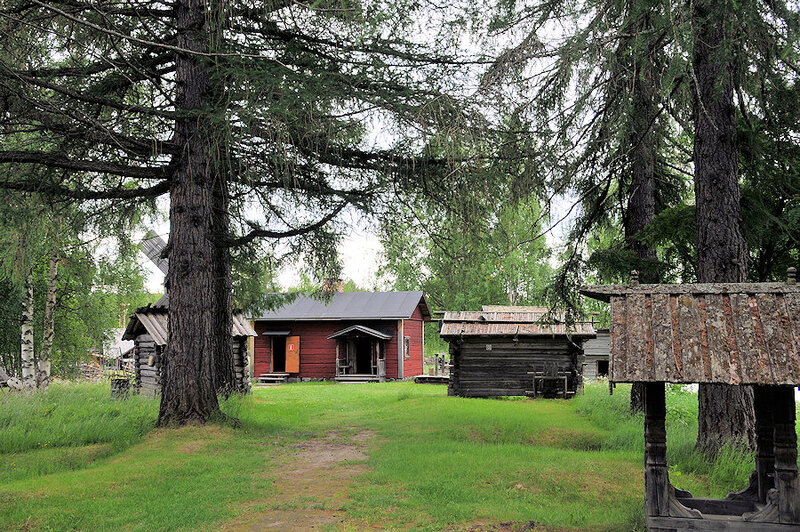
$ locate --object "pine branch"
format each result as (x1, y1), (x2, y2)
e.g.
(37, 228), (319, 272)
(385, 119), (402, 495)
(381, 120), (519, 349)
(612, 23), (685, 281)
(0, 150), (170, 179)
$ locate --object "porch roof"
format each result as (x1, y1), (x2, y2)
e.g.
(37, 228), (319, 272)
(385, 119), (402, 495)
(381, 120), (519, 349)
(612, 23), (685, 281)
(328, 325), (393, 340)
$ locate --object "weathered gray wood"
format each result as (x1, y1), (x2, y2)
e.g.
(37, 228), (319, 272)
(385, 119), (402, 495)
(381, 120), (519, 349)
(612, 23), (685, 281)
(644, 382), (702, 520)
(627, 294), (646, 382)
(648, 515), (800, 530)
(677, 294), (704, 382)
(610, 296), (627, 382)
(678, 497), (757, 516)
(651, 294), (672, 382)
(756, 294), (791, 383)
(782, 294), (800, 382)
(729, 294), (758, 384)
(773, 386), (800, 523)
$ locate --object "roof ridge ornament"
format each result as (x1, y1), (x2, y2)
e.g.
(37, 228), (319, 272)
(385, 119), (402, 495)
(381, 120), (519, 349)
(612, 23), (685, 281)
(788, 266), (797, 285)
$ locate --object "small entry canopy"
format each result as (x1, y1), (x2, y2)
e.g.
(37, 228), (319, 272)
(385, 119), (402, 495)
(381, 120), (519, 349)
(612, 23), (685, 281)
(328, 325), (392, 340)
(262, 330), (291, 336)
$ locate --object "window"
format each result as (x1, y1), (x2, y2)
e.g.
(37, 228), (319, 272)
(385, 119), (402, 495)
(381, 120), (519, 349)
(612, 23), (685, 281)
(404, 336), (411, 360)
(597, 360), (609, 377)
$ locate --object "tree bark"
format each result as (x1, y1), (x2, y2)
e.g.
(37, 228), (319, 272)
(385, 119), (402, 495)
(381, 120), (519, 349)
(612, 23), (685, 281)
(212, 174), (237, 395)
(692, 0), (755, 453)
(624, 11), (658, 415)
(20, 268), (36, 390)
(38, 248), (58, 390)
(157, 0), (222, 426)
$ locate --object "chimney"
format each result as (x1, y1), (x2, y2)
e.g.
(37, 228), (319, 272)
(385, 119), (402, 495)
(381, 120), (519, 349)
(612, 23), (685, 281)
(322, 278), (344, 293)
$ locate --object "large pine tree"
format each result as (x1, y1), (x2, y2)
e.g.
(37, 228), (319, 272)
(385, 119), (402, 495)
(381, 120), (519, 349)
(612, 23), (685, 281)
(0, 1), (478, 424)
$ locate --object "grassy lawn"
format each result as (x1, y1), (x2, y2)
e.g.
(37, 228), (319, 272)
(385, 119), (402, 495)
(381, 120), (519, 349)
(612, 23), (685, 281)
(0, 381), (758, 531)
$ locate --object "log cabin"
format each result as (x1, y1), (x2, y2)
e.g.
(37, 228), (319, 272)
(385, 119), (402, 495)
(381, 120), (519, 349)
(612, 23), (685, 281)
(440, 306), (596, 398)
(122, 295), (256, 396)
(251, 291), (431, 383)
(582, 329), (610, 380)
(581, 270), (800, 531)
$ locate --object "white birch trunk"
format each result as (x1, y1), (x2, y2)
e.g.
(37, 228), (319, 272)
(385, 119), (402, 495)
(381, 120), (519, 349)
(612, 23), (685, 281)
(38, 251), (58, 390)
(20, 269), (36, 390)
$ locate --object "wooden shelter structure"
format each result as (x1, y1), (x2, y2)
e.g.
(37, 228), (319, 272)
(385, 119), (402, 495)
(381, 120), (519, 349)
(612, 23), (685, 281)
(440, 306), (596, 398)
(581, 270), (800, 531)
(122, 296), (256, 396)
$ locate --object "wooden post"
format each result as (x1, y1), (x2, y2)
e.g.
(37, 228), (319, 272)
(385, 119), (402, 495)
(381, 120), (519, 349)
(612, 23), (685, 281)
(773, 385), (800, 523)
(645, 382), (669, 517)
(755, 385), (776, 504)
(730, 385), (776, 503)
(447, 342), (460, 397)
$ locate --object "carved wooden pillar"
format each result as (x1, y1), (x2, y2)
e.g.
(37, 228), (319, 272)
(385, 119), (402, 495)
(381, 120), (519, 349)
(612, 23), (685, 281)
(645, 382), (669, 517)
(755, 385), (776, 504)
(773, 385), (800, 523)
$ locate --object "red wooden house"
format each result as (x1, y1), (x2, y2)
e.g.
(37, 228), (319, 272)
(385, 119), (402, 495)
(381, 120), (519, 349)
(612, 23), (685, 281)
(251, 291), (431, 383)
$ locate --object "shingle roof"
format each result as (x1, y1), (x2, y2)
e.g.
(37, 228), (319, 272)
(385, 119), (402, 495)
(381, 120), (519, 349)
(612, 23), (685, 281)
(254, 291), (430, 321)
(439, 310), (595, 338)
(121, 295), (256, 344)
(580, 282), (800, 385)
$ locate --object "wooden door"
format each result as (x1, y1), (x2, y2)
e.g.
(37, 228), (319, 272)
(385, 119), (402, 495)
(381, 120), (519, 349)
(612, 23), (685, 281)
(285, 336), (300, 373)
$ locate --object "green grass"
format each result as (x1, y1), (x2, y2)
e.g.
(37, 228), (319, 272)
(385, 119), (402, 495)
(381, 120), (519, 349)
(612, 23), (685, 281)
(0, 380), (766, 531)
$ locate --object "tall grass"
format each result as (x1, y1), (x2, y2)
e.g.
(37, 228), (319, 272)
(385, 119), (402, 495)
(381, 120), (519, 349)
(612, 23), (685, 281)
(573, 381), (754, 497)
(0, 381), (159, 481)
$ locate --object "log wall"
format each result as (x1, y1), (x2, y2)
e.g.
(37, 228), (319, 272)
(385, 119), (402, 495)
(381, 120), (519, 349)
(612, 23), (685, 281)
(133, 335), (250, 396)
(582, 330), (609, 381)
(447, 337), (584, 398)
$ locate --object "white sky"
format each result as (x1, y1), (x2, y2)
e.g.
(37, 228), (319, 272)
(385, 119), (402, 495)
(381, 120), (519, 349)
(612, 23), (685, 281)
(140, 195), (576, 294)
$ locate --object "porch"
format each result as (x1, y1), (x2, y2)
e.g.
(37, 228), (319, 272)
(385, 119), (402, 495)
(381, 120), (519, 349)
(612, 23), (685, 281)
(329, 325), (391, 382)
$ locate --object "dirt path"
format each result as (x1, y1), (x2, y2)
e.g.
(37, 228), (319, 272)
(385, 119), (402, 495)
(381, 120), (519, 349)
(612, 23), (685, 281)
(225, 430), (373, 531)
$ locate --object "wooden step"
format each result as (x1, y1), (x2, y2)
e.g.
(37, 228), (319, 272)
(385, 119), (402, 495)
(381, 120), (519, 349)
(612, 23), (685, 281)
(258, 372), (290, 384)
(335, 374), (380, 383)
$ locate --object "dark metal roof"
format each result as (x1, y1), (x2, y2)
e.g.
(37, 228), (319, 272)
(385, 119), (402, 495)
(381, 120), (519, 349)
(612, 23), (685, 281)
(254, 291), (430, 321)
(580, 281), (800, 385)
(439, 309), (595, 338)
(328, 325), (393, 340)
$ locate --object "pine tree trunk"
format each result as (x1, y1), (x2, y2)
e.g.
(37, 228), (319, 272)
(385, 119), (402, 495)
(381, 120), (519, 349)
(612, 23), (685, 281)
(38, 250), (58, 390)
(212, 177), (236, 395)
(20, 268), (36, 390)
(692, 0), (755, 454)
(156, 0), (222, 426)
(625, 13), (658, 415)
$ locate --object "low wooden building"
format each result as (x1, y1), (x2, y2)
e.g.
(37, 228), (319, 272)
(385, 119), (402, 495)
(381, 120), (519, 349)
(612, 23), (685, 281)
(582, 273), (800, 531)
(440, 307), (596, 398)
(252, 291), (430, 383)
(122, 296), (256, 396)
(582, 329), (610, 380)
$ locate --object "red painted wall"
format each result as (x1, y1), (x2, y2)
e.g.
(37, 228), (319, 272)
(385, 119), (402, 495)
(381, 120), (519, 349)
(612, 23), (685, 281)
(252, 302), (428, 380)
(254, 319), (400, 379)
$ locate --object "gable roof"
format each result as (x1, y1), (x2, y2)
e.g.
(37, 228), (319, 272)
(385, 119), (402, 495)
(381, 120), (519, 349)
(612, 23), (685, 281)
(121, 295), (256, 345)
(580, 282), (800, 385)
(328, 325), (393, 340)
(254, 291), (430, 322)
